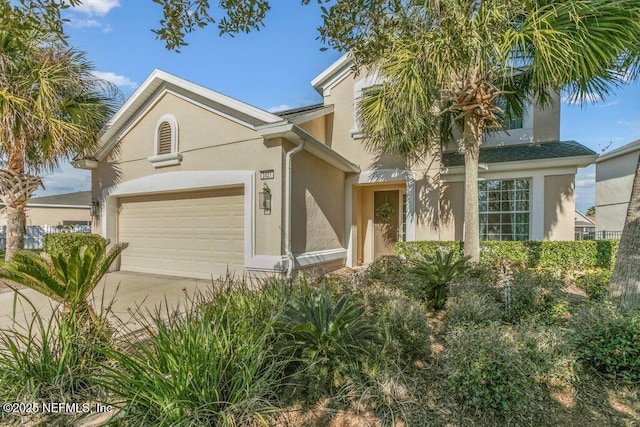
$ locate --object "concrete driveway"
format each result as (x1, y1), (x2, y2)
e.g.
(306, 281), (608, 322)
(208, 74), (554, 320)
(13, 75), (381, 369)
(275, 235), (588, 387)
(0, 271), (211, 333)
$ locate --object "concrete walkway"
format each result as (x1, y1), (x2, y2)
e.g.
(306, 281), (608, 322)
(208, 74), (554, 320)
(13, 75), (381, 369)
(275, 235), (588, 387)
(0, 271), (211, 333)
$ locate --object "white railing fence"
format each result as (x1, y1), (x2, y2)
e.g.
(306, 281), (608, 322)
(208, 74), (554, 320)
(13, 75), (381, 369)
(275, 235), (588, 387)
(0, 225), (91, 250)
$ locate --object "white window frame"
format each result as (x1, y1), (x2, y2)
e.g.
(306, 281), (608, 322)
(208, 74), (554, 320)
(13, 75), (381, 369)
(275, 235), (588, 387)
(148, 114), (182, 168)
(479, 178), (531, 241)
(351, 75), (383, 138)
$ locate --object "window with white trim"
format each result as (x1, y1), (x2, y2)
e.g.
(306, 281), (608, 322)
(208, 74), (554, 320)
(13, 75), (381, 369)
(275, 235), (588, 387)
(479, 179), (530, 241)
(352, 75), (382, 137)
(148, 114), (182, 168)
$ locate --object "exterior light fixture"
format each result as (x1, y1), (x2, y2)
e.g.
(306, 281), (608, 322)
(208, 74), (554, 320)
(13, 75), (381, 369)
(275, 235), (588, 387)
(259, 183), (272, 215)
(91, 198), (100, 218)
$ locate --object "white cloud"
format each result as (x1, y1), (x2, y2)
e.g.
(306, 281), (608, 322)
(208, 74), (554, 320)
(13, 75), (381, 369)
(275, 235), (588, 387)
(67, 18), (101, 28)
(71, 0), (120, 16)
(267, 104), (293, 113)
(33, 163), (91, 198)
(91, 71), (138, 89)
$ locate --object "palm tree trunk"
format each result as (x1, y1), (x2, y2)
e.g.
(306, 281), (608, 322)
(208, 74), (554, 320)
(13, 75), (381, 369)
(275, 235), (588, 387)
(462, 116), (482, 263)
(0, 168), (43, 261)
(4, 204), (26, 261)
(608, 154), (640, 308)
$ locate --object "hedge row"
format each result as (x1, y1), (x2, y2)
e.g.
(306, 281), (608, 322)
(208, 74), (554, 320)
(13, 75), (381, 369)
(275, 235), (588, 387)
(395, 240), (619, 271)
(43, 233), (106, 258)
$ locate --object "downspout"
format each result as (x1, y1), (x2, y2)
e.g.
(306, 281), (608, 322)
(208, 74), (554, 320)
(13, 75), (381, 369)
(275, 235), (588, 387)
(285, 139), (306, 281)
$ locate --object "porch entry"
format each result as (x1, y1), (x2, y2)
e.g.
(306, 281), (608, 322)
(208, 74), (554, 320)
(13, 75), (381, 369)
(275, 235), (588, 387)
(373, 190), (402, 258)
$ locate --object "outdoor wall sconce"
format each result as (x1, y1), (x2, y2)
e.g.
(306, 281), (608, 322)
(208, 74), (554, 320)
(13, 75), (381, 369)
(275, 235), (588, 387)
(259, 183), (272, 215)
(91, 198), (100, 218)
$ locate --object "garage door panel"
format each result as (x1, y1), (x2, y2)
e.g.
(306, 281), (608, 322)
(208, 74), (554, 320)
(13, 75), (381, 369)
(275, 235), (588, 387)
(118, 188), (244, 279)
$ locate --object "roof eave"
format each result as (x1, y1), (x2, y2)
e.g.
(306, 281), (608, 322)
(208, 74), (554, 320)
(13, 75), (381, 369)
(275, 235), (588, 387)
(256, 122), (360, 173)
(596, 138), (640, 163)
(310, 54), (353, 95)
(443, 154), (598, 175)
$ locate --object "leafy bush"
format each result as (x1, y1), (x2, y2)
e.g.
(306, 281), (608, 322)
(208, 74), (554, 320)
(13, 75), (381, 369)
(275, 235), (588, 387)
(361, 255), (409, 286)
(444, 323), (574, 417)
(43, 233), (106, 258)
(361, 285), (431, 364)
(275, 288), (381, 392)
(0, 241), (127, 340)
(408, 250), (470, 310)
(575, 269), (612, 301)
(502, 269), (568, 324)
(99, 280), (286, 426)
(572, 303), (640, 382)
(446, 290), (503, 328)
(396, 240), (619, 271)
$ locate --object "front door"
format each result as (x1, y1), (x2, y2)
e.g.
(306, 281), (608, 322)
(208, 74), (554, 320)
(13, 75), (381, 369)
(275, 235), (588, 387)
(373, 190), (400, 258)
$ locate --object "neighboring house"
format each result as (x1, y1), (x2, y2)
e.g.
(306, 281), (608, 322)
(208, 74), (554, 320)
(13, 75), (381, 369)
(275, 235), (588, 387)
(0, 191), (91, 227)
(76, 55), (597, 279)
(595, 138), (640, 235)
(574, 210), (596, 238)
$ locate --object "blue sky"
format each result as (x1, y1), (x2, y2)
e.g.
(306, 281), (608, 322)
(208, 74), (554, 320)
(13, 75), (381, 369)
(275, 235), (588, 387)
(37, 0), (640, 213)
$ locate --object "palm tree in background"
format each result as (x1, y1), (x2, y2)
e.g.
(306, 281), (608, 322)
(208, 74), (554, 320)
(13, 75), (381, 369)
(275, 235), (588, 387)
(0, 27), (119, 260)
(340, 0), (640, 262)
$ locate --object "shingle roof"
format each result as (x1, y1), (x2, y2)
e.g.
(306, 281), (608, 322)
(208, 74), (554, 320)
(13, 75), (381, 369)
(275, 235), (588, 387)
(275, 104), (326, 119)
(442, 140), (597, 167)
(28, 191), (91, 207)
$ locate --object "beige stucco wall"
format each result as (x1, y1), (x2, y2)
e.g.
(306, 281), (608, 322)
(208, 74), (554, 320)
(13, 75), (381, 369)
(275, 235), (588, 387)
(596, 150), (639, 232)
(298, 115), (329, 146)
(0, 206), (90, 226)
(544, 174), (575, 240)
(93, 91), (284, 256)
(439, 181), (464, 241)
(290, 149), (345, 254)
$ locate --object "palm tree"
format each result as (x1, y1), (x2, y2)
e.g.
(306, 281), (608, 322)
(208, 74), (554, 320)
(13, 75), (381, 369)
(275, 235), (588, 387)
(608, 155), (640, 308)
(0, 29), (119, 260)
(341, 0), (640, 262)
(0, 241), (128, 339)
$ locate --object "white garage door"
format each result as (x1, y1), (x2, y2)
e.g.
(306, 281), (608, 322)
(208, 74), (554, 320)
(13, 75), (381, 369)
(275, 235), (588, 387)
(118, 187), (244, 279)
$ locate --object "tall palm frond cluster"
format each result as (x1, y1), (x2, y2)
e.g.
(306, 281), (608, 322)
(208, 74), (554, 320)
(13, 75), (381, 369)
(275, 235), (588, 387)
(322, 0), (640, 262)
(0, 16), (120, 260)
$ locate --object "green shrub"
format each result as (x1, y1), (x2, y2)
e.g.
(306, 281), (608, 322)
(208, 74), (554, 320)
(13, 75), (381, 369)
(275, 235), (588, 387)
(99, 279), (287, 426)
(502, 269), (568, 324)
(274, 288), (381, 392)
(395, 240), (619, 271)
(444, 323), (574, 417)
(572, 303), (640, 382)
(361, 255), (409, 286)
(362, 285), (431, 364)
(408, 250), (470, 310)
(43, 233), (106, 258)
(575, 269), (612, 301)
(446, 290), (503, 328)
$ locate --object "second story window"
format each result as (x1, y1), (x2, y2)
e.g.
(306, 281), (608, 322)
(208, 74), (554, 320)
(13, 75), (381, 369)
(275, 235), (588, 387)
(352, 75), (383, 138)
(148, 114), (182, 168)
(495, 97), (524, 130)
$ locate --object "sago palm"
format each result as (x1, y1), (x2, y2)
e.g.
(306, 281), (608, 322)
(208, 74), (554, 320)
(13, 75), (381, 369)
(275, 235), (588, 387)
(409, 250), (471, 310)
(0, 241), (127, 339)
(324, 0), (640, 262)
(0, 24), (119, 260)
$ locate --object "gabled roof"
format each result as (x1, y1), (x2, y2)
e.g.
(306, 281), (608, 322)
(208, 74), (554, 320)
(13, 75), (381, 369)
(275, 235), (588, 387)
(275, 104), (334, 125)
(575, 210), (596, 226)
(442, 140), (597, 167)
(14, 191), (91, 208)
(596, 138), (640, 163)
(96, 69), (284, 160)
(311, 54), (353, 95)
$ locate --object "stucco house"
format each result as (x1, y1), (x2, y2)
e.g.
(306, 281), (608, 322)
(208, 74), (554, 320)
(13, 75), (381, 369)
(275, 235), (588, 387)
(0, 191), (91, 227)
(574, 210), (596, 239)
(76, 55), (597, 279)
(595, 138), (640, 235)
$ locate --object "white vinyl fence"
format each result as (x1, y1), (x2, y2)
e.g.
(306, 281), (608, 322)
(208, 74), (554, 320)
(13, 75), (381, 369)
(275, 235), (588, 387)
(0, 225), (91, 250)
